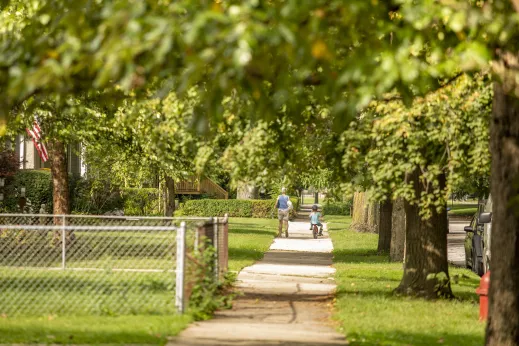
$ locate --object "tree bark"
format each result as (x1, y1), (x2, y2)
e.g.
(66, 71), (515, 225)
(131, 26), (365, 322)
(377, 199), (393, 254)
(395, 170), (452, 298)
(48, 140), (70, 215)
(352, 192), (366, 226)
(237, 182), (259, 199)
(390, 198), (406, 262)
(165, 175), (175, 217)
(352, 192), (379, 233)
(485, 79), (519, 345)
(48, 140), (74, 247)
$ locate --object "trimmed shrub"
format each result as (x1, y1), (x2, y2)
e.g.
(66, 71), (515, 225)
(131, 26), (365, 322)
(322, 201), (352, 216)
(121, 188), (161, 216)
(178, 199), (256, 218)
(251, 200), (276, 218)
(178, 197), (300, 219)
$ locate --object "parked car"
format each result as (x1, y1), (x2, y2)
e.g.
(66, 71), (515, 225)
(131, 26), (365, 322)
(463, 196), (492, 276)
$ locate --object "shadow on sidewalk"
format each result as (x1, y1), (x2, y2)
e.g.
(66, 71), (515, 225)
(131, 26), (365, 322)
(234, 291), (334, 303)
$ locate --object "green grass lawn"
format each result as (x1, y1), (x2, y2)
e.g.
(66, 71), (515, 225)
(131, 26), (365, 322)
(227, 217), (278, 272)
(0, 217), (277, 345)
(448, 203), (478, 217)
(327, 215), (484, 346)
(303, 196), (316, 204)
(0, 315), (192, 345)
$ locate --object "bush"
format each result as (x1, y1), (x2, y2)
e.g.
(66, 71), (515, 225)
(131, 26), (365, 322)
(2, 170), (53, 213)
(178, 199), (257, 218)
(121, 188), (161, 216)
(322, 201), (352, 216)
(2, 171), (162, 216)
(71, 178), (123, 214)
(178, 197), (300, 219)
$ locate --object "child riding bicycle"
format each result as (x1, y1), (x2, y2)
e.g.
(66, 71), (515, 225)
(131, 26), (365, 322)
(309, 205), (324, 236)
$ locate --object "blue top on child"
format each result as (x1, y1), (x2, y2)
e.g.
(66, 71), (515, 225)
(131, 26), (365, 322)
(310, 212), (321, 224)
(278, 195), (289, 209)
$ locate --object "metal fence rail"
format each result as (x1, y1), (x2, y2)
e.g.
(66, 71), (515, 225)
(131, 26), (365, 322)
(0, 214), (228, 316)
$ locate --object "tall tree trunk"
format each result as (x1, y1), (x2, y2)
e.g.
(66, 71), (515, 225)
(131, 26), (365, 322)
(48, 140), (69, 215)
(48, 140), (73, 247)
(377, 199), (393, 254)
(395, 171), (452, 298)
(165, 175), (175, 217)
(352, 192), (378, 233)
(390, 198), (406, 262)
(352, 192), (366, 226)
(237, 182), (259, 199)
(485, 77), (519, 345)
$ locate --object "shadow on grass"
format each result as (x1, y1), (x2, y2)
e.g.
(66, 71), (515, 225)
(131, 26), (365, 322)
(333, 248), (389, 264)
(336, 280), (479, 304)
(0, 271), (174, 316)
(0, 325), (170, 345)
(337, 275), (401, 283)
(229, 227), (277, 236)
(342, 330), (483, 346)
(228, 247), (265, 262)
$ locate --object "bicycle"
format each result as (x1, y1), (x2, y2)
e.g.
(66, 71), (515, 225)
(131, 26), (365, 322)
(312, 223), (319, 239)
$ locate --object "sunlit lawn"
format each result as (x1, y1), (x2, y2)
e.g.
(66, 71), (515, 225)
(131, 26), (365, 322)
(227, 217), (277, 272)
(327, 216), (485, 346)
(302, 196), (318, 204)
(448, 203), (478, 217)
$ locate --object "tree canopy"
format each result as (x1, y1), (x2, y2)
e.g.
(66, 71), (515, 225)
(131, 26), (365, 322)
(341, 73), (492, 217)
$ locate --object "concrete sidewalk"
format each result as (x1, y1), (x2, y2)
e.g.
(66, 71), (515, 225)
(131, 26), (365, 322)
(168, 220), (347, 346)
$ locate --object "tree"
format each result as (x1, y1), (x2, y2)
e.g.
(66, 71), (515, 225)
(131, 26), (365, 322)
(341, 74), (492, 297)
(1, 1), (519, 341)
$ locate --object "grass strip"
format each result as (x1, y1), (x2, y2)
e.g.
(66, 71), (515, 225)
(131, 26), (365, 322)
(227, 217), (278, 272)
(327, 215), (484, 346)
(448, 203), (478, 217)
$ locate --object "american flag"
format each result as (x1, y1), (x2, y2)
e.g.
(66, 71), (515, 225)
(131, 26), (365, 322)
(26, 119), (49, 162)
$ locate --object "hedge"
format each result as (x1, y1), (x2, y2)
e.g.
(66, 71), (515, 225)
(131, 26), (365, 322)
(178, 197), (300, 219)
(322, 201), (352, 216)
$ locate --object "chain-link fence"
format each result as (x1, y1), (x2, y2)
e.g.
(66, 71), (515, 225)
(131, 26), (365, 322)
(0, 213), (228, 317)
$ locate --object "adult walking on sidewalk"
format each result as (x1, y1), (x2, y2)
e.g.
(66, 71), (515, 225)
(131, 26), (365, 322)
(275, 187), (291, 238)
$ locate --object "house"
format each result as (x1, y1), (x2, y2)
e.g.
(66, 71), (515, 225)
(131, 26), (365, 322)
(6, 135), (227, 199)
(9, 134), (84, 175)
